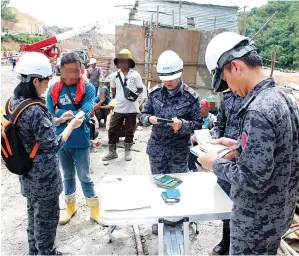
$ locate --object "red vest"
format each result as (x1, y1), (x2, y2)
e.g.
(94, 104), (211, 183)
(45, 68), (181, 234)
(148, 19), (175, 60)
(50, 76), (86, 106)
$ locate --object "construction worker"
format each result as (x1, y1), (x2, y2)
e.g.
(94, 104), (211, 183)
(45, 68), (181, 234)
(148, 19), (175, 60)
(47, 52), (103, 226)
(11, 57), (17, 70)
(207, 95), (218, 115)
(199, 32), (299, 255)
(200, 99), (216, 129)
(102, 49), (143, 161)
(87, 58), (103, 96)
(12, 52), (83, 255)
(94, 87), (111, 126)
(209, 90), (244, 255)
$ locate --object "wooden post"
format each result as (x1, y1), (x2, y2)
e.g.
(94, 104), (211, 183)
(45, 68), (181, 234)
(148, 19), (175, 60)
(270, 52), (276, 77)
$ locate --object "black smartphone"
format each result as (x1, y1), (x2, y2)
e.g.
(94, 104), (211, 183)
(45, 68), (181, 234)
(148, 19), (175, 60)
(157, 117), (174, 123)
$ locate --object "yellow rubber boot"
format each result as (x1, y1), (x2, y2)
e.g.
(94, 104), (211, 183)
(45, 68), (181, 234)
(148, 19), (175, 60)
(86, 197), (103, 225)
(59, 192), (76, 225)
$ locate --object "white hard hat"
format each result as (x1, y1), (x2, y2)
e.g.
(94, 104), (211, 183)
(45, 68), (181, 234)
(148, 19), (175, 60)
(156, 50), (183, 81)
(88, 58), (97, 65)
(205, 32), (256, 92)
(15, 52), (52, 82)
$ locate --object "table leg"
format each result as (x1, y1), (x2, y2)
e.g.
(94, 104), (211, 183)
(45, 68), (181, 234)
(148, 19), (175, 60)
(108, 225), (117, 243)
(183, 221), (189, 255)
(196, 222), (200, 235)
(158, 222), (164, 255)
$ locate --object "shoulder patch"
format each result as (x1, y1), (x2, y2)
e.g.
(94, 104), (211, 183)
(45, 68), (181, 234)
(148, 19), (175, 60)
(149, 84), (162, 94)
(184, 84), (199, 99)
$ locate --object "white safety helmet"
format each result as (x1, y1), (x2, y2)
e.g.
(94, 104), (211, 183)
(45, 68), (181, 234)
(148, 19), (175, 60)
(156, 50), (183, 81)
(15, 52), (52, 83)
(88, 58), (97, 65)
(205, 32), (256, 92)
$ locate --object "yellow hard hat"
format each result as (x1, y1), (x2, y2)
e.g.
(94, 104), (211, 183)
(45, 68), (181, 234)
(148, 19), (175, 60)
(114, 49), (135, 68)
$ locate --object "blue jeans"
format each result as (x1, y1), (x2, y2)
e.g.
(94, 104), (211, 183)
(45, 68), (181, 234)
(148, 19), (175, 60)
(59, 147), (96, 198)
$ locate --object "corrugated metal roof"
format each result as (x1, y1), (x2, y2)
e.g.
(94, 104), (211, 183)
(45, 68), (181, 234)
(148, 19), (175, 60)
(164, 0), (238, 10)
(131, 0), (238, 32)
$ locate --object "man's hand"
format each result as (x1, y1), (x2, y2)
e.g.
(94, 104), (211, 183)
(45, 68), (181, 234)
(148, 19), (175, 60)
(210, 137), (237, 149)
(149, 116), (159, 125)
(223, 150), (236, 161)
(198, 152), (219, 171)
(168, 117), (183, 132)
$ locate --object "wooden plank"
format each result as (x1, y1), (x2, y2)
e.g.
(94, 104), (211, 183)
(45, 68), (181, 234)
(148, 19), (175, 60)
(115, 25), (146, 77)
(151, 28), (200, 86)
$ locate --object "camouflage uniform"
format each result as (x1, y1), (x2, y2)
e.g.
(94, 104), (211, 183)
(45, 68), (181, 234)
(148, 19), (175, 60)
(211, 91), (244, 196)
(11, 96), (63, 255)
(140, 82), (202, 174)
(213, 78), (299, 254)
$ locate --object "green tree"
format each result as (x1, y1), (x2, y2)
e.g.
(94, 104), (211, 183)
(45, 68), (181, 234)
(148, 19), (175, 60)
(243, 1), (299, 69)
(1, 0), (17, 22)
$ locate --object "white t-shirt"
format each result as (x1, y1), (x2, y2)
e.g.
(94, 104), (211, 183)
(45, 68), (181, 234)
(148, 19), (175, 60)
(138, 84), (148, 102)
(110, 69), (143, 114)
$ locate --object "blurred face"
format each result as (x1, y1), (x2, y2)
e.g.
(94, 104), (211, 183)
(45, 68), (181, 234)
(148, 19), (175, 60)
(118, 59), (129, 69)
(201, 107), (209, 117)
(208, 102), (216, 111)
(33, 78), (50, 96)
(162, 79), (179, 90)
(91, 63), (96, 69)
(60, 62), (81, 85)
(99, 92), (106, 101)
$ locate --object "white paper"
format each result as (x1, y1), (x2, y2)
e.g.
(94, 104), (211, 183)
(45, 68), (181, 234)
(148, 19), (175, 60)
(194, 129), (212, 144)
(75, 110), (85, 119)
(103, 182), (151, 211)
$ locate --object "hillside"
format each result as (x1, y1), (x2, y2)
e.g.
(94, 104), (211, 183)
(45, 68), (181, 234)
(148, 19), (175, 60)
(243, 1), (299, 69)
(1, 7), (49, 35)
(1, 7), (115, 57)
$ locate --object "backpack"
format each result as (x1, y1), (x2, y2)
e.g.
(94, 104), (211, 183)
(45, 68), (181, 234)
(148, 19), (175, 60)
(1, 98), (46, 175)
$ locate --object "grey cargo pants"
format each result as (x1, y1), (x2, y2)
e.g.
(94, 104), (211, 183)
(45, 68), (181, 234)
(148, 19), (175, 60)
(27, 195), (60, 255)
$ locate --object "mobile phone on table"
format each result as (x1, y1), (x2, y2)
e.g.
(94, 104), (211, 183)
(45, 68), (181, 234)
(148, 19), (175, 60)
(161, 192), (180, 204)
(157, 117), (174, 124)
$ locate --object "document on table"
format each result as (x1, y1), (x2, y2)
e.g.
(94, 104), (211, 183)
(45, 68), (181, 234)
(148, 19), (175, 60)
(103, 181), (151, 211)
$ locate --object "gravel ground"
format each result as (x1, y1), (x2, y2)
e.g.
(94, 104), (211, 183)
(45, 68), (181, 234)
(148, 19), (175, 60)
(0, 65), (282, 255)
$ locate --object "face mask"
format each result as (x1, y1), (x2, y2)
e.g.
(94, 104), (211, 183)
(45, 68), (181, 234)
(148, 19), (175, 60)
(167, 80), (181, 96)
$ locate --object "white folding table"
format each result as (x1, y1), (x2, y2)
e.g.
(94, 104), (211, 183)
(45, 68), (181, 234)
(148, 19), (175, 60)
(99, 172), (232, 255)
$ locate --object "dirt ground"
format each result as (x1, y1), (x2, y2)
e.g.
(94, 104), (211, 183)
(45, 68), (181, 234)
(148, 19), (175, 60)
(1, 65), (226, 255)
(2, 65), (292, 255)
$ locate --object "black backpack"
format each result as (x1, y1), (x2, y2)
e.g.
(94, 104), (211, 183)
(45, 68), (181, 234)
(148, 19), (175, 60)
(1, 98), (46, 175)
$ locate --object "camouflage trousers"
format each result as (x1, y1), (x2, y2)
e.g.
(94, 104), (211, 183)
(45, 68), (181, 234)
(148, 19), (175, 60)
(230, 234), (281, 255)
(149, 148), (189, 174)
(26, 195), (60, 255)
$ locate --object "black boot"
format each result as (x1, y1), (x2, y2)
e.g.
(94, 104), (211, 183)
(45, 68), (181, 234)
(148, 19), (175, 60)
(28, 249), (38, 255)
(212, 220), (230, 255)
(48, 248), (72, 255)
